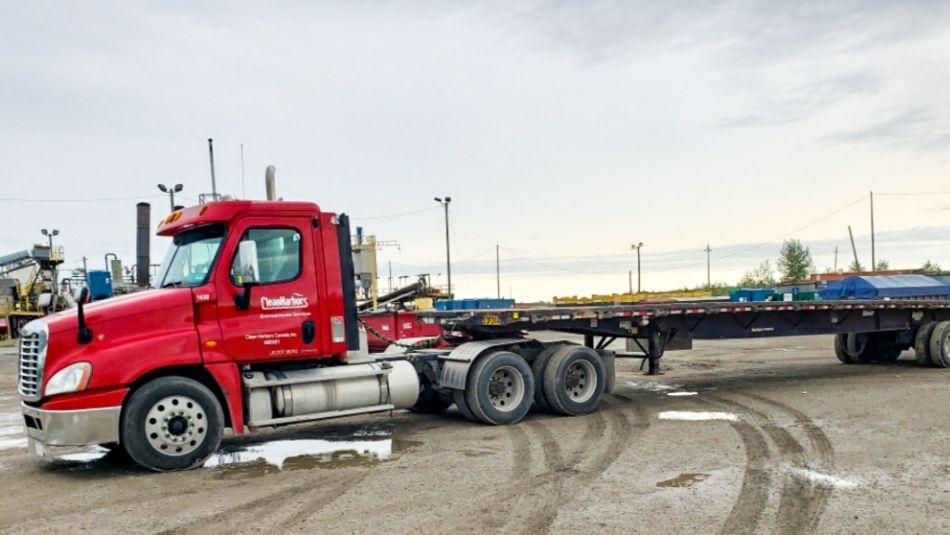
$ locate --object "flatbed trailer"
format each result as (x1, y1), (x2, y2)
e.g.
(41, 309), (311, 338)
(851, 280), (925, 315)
(404, 298), (950, 373)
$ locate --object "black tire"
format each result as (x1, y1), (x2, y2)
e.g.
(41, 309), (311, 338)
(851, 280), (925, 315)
(542, 345), (606, 416)
(452, 389), (477, 421)
(915, 323), (937, 366)
(120, 376), (224, 472)
(929, 321), (950, 368)
(464, 351), (534, 425)
(411, 384), (452, 414)
(530, 346), (561, 412)
(834, 334), (853, 364)
(838, 333), (873, 364)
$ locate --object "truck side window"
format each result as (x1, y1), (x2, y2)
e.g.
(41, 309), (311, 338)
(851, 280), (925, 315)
(230, 228), (301, 285)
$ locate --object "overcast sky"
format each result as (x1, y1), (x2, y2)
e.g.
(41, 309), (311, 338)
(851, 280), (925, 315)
(2, 1), (949, 301)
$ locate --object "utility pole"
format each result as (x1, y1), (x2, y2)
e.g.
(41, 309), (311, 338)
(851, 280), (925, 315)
(630, 242), (644, 293)
(704, 244), (712, 289)
(434, 197), (452, 297)
(157, 183), (183, 212)
(870, 191), (876, 272)
(848, 225), (860, 272)
(495, 244), (500, 299)
(388, 261), (393, 294)
(833, 246), (839, 272)
(628, 270), (633, 294)
(207, 138), (218, 200)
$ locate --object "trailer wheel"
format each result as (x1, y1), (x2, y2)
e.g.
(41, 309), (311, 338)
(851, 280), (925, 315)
(542, 346), (606, 416)
(464, 351), (534, 425)
(915, 323), (937, 366)
(530, 346), (561, 412)
(833, 334), (853, 364)
(928, 321), (950, 368)
(835, 333), (872, 364)
(120, 376), (224, 472)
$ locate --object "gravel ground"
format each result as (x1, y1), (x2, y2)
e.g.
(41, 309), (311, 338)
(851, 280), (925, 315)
(1, 335), (948, 534)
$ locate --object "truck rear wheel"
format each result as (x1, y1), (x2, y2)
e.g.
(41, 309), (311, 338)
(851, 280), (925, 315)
(929, 321), (950, 368)
(915, 323), (937, 366)
(464, 351), (534, 425)
(530, 346), (561, 412)
(542, 345), (606, 416)
(120, 376), (224, 472)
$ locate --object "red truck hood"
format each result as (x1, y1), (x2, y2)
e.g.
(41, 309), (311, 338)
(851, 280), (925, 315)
(42, 289), (194, 335)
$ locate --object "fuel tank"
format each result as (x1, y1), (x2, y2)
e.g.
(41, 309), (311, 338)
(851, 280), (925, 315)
(245, 360), (419, 424)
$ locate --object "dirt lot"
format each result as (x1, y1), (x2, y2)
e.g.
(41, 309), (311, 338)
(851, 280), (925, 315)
(1, 335), (948, 534)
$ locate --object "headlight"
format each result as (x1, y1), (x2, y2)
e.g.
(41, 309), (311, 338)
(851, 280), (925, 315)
(44, 362), (92, 397)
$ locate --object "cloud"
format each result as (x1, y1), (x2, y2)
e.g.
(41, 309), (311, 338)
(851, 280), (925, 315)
(717, 73), (883, 127)
(824, 108), (950, 149)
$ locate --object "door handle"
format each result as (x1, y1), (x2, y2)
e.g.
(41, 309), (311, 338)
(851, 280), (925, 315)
(302, 320), (316, 344)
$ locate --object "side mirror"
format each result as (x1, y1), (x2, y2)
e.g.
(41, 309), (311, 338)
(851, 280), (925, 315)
(234, 240), (259, 311)
(235, 240), (259, 284)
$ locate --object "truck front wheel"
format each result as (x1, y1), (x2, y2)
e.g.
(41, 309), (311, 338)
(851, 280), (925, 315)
(120, 376), (224, 472)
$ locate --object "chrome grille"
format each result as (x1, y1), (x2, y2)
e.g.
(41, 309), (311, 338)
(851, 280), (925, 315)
(17, 331), (44, 400)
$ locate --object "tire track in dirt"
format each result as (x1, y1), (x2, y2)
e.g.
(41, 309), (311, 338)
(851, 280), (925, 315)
(693, 396), (773, 535)
(156, 471), (368, 534)
(705, 393), (835, 535)
(440, 395), (647, 535)
(735, 392), (836, 534)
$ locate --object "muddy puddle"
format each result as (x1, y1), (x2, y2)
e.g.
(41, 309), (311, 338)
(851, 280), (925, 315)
(656, 472), (710, 488)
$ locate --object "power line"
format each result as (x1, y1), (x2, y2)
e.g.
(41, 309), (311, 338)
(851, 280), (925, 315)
(0, 195), (164, 203)
(351, 206), (439, 221)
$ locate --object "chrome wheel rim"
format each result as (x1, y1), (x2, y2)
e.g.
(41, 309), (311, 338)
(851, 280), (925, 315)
(145, 395), (207, 456)
(488, 365), (524, 412)
(564, 360), (596, 402)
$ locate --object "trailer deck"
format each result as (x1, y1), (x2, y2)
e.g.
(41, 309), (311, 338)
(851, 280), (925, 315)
(412, 299), (950, 373)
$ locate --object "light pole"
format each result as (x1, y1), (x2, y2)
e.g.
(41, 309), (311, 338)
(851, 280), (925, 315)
(630, 242), (644, 293)
(157, 184), (184, 212)
(41, 229), (60, 299)
(434, 196), (452, 297)
(41, 228), (59, 250)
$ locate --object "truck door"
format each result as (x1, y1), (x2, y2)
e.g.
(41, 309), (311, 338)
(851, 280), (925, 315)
(216, 218), (324, 362)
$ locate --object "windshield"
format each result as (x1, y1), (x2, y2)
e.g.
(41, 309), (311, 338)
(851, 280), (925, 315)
(154, 224), (226, 288)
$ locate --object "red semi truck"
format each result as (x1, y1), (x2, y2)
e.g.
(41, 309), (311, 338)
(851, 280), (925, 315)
(17, 200), (950, 471)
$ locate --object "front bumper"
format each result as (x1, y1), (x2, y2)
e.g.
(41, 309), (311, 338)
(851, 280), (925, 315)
(21, 403), (121, 459)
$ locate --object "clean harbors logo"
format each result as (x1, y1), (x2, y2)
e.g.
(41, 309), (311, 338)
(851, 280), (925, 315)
(260, 293), (309, 310)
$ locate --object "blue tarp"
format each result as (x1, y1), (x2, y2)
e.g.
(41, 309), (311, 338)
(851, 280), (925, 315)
(821, 275), (950, 300)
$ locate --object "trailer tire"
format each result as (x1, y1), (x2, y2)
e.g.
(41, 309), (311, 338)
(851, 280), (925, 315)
(928, 321), (950, 368)
(542, 346), (606, 416)
(835, 333), (872, 364)
(464, 351), (534, 425)
(530, 346), (561, 412)
(915, 323), (937, 366)
(833, 334), (853, 364)
(120, 376), (224, 472)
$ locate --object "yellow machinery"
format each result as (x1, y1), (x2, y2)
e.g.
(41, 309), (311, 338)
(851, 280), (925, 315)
(0, 245), (67, 338)
(553, 289), (712, 306)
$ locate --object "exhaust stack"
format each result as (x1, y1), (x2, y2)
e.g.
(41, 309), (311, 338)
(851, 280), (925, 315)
(265, 165), (277, 200)
(136, 202), (151, 287)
